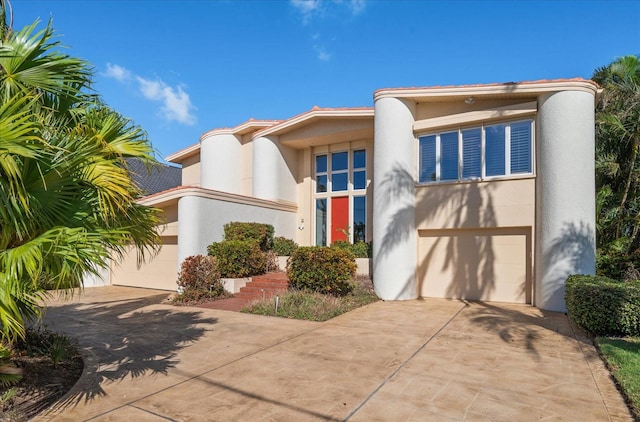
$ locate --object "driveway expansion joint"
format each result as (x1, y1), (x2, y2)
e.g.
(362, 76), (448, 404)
(343, 301), (469, 421)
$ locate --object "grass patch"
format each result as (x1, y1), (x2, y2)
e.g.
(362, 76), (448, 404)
(241, 277), (379, 321)
(597, 336), (640, 420)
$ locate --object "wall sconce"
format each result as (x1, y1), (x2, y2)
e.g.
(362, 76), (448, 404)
(464, 96), (475, 105)
(298, 218), (304, 230)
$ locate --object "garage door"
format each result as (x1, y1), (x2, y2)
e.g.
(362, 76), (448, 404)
(417, 228), (531, 303)
(111, 236), (178, 291)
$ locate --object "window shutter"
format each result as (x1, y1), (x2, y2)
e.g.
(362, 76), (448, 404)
(440, 132), (459, 181)
(485, 125), (506, 176)
(462, 128), (481, 179)
(419, 135), (437, 182)
(510, 122), (531, 173)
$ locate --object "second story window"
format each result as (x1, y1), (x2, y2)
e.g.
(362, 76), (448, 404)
(419, 119), (533, 183)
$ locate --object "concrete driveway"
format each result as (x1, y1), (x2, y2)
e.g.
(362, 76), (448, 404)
(35, 286), (631, 421)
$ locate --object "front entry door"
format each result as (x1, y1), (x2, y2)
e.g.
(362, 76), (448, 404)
(331, 196), (349, 243)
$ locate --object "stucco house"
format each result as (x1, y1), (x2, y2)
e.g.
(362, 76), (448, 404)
(106, 78), (599, 312)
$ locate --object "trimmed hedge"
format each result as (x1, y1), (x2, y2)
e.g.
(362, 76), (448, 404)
(565, 274), (640, 336)
(330, 240), (372, 258)
(223, 222), (274, 251)
(273, 236), (298, 256)
(207, 240), (266, 278)
(176, 255), (223, 302)
(287, 247), (357, 296)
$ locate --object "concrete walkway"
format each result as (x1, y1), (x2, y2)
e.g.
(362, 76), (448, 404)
(35, 286), (631, 421)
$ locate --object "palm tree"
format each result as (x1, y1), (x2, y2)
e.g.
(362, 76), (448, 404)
(0, 2), (162, 341)
(593, 55), (640, 252)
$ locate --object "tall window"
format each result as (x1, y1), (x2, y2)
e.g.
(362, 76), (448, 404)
(419, 119), (533, 184)
(314, 149), (367, 245)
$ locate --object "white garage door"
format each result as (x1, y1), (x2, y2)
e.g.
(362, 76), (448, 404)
(111, 236), (178, 291)
(418, 228), (531, 303)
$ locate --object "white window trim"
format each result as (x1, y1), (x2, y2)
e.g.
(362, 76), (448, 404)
(417, 119), (534, 185)
(313, 148), (368, 245)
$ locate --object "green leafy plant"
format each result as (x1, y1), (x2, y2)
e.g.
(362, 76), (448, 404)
(597, 247), (640, 281)
(272, 237), (298, 256)
(0, 386), (18, 412)
(0, 345), (21, 388)
(0, 4), (162, 342)
(565, 274), (640, 336)
(208, 240), (266, 278)
(223, 222), (274, 251)
(287, 247), (357, 296)
(47, 335), (72, 368)
(330, 240), (372, 258)
(593, 55), (640, 252)
(176, 255), (223, 302)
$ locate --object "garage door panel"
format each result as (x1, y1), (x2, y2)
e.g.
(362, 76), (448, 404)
(111, 236), (178, 291)
(418, 228), (531, 303)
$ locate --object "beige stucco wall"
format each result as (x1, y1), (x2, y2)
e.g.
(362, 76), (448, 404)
(415, 98), (536, 121)
(415, 178), (535, 230)
(415, 178), (535, 303)
(111, 235), (179, 291)
(110, 202), (180, 291)
(181, 153), (201, 187)
(158, 203), (178, 237)
(296, 148), (313, 246)
(279, 118), (372, 148)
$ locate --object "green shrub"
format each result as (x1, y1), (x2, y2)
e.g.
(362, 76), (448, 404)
(223, 222), (274, 251)
(330, 240), (372, 258)
(597, 248), (640, 281)
(273, 236), (298, 256)
(176, 255), (223, 302)
(208, 240), (266, 278)
(565, 274), (640, 336)
(287, 247), (357, 296)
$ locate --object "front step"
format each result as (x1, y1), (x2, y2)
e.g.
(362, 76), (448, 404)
(235, 272), (289, 301)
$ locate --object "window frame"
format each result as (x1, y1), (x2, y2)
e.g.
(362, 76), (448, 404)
(418, 119), (534, 185)
(313, 148), (368, 245)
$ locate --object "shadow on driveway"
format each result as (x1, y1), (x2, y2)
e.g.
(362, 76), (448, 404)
(42, 290), (218, 411)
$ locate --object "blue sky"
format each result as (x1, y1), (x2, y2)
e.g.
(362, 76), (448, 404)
(11, 0), (640, 161)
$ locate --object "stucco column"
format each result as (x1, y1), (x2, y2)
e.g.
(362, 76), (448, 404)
(535, 90), (596, 311)
(200, 133), (241, 194)
(253, 135), (297, 202)
(177, 195), (204, 271)
(373, 97), (417, 300)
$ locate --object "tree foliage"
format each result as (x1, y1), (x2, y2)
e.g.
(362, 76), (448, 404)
(0, 2), (162, 342)
(593, 55), (640, 252)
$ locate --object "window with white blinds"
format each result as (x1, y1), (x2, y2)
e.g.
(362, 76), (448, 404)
(418, 119), (533, 183)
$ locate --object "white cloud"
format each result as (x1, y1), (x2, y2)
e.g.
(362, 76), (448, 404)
(349, 0), (366, 15)
(137, 77), (163, 100)
(314, 45), (332, 61)
(291, 0), (366, 22)
(291, 0), (322, 23)
(104, 62), (196, 126)
(104, 63), (131, 82)
(136, 76), (196, 126)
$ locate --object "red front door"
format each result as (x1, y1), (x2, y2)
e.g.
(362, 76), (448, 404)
(331, 196), (349, 243)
